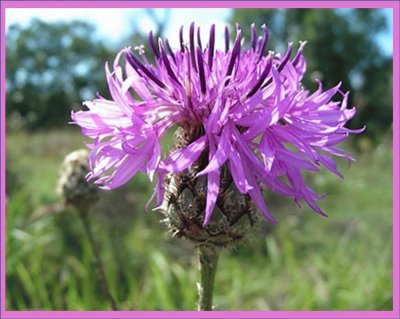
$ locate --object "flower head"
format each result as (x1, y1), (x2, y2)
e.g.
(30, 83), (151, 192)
(72, 23), (364, 225)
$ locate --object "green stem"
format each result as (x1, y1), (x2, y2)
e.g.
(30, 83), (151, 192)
(79, 210), (118, 310)
(197, 245), (219, 311)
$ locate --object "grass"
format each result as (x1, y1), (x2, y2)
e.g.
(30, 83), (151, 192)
(5, 128), (393, 310)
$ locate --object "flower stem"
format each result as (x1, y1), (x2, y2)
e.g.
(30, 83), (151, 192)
(197, 245), (219, 311)
(78, 209), (118, 310)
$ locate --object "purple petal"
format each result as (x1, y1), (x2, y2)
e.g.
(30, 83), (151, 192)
(229, 143), (253, 194)
(319, 153), (344, 178)
(259, 132), (275, 172)
(275, 148), (320, 172)
(242, 155), (276, 223)
(146, 139), (161, 181)
(146, 171), (166, 211)
(204, 137), (220, 225)
(100, 153), (147, 190)
(159, 135), (207, 173)
(197, 126), (231, 176)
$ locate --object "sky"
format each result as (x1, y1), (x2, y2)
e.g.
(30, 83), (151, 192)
(5, 8), (233, 50)
(5, 8), (393, 56)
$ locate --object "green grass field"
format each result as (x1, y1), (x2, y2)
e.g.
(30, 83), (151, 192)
(6, 128), (393, 310)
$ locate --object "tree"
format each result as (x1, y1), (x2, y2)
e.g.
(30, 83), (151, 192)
(6, 19), (113, 129)
(230, 9), (392, 143)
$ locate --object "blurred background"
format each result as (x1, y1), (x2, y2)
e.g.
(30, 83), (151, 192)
(5, 8), (393, 310)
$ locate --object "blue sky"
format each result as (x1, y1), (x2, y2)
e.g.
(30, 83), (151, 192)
(5, 8), (232, 50)
(5, 8), (393, 56)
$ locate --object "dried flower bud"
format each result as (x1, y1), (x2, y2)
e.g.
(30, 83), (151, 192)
(57, 149), (99, 211)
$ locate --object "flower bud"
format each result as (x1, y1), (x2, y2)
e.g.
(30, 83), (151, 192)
(57, 149), (99, 211)
(159, 126), (259, 249)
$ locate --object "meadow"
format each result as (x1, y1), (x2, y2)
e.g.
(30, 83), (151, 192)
(5, 128), (393, 311)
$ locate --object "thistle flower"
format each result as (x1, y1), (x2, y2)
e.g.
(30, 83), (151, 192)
(72, 22), (363, 229)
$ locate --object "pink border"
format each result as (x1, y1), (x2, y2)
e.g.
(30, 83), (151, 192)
(0, 0), (5, 316)
(0, 1), (398, 9)
(1, 1), (399, 319)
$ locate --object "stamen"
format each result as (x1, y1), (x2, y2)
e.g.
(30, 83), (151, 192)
(256, 36), (263, 52)
(179, 26), (184, 52)
(277, 42), (293, 71)
(125, 49), (166, 89)
(208, 24), (215, 71)
(197, 47), (206, 94)
(134, 45), (145, 56)
(125, 49), (140, 73)
(250, 23), (257, 50)
(184, 55), (196, 118)
(226, 28), (242, 77)
(247, 53), (273, 97)
(186, 48), (192, 98)
(197, 27), (202, 50)
(292, 41), (307, 66)
(159, 39), (181, 85)
(190, 22), (198, 72)
(148, 31), (160, 60)
(257, 24), (269, 57)
(225, 26), (230, 53)
(165, 38), (177, 64)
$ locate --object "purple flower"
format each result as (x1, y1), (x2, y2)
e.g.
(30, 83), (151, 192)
(72, 23), (364, 225)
